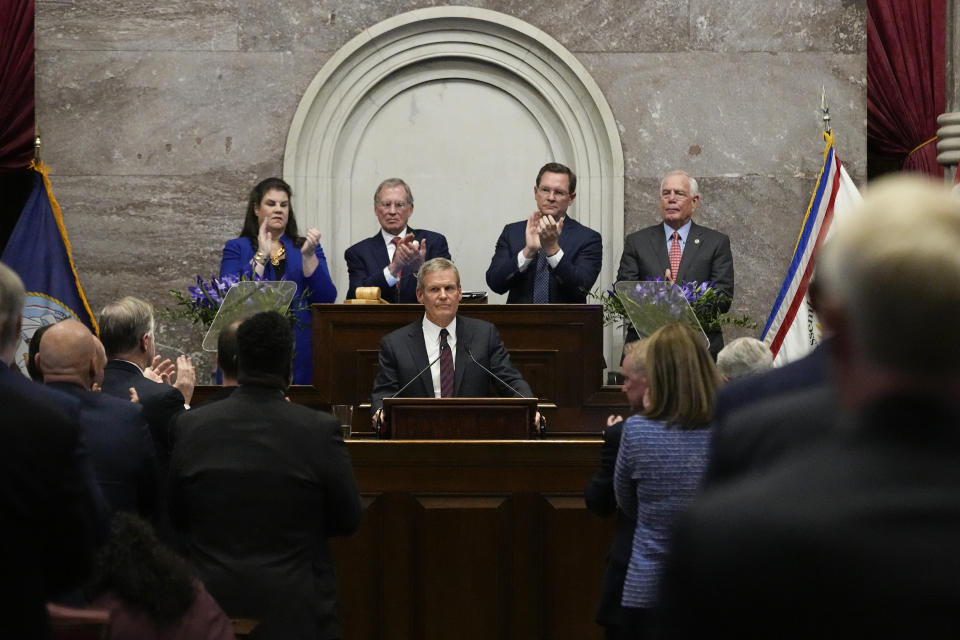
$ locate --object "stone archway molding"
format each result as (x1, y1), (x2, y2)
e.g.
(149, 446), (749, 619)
(284, 6), (624, 359)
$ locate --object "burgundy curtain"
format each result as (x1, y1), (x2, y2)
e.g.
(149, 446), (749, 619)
(0, 0), (35, 171)
(867, 0), (946, 177)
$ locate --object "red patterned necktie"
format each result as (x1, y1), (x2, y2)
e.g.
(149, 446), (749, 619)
(392, 236), (403, 280)
(669, 231), (682, 279)
(439, 328), (454, 398)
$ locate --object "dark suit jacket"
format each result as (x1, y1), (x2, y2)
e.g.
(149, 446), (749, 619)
(221, 235), (338, 384)
(0, 369), (95, 639)
(371, 315), (533, 413)
(713, 339), (831, 423)
(168, 384), (362, 640)
(344, 227), (451, 303)
(0, 362), (110, 544)
(703, 385), (838, 489)
(657, 393), (960, 636)
(583, 420), (636, 630)
(100, 360), (185, 460)
(486, 216), (602, 303)
(47, 381), (158, 518)
(617, 221), (734, 354)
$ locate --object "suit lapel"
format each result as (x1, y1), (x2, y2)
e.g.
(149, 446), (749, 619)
(371, 232), (390, 267)
(678, 222), (702, 282)
(406, 323), (434, 397)
(453, 318), (471, 395)
(648, 226), (670, 277)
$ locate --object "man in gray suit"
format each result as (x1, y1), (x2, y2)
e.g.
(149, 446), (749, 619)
(616, 171), (734, 355)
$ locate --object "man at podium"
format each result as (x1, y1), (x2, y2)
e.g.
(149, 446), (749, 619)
(371, 258), (533, 424)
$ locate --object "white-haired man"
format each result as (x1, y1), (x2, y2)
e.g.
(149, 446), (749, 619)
(657, 175), (960, 635)
(616, 171), (734, 356)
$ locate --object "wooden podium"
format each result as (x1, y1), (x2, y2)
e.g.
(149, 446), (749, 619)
(311, 303), (625, 435)
(383, 397), (538, 438)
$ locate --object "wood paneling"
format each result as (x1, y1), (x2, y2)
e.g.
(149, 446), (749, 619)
(330, 440), (615, 640)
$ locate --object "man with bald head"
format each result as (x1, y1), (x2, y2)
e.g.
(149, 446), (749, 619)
(39, 320), (157, 518)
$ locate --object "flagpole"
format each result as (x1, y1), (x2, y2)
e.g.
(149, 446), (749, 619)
(34, 122), (42, 164)
(820, 86), (832, 135)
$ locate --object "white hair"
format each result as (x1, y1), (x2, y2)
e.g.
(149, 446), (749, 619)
(818, 174), (960, 375)
(661, 170), (699, 197)
(0, 262), (25, 354)
(716, 337), (772, 380)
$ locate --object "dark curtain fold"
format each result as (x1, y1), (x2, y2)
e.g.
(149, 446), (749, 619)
(0, 0), (35, 171)
(867, 0), (946, 177)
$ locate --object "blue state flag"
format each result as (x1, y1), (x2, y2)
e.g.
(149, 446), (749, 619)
(1, 162), (97, 372)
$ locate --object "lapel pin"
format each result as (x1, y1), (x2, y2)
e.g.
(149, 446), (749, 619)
(694, 238), (700, 245)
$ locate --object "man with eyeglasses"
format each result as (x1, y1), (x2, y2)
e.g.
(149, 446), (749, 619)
(486, 162), (602, 303)
(345, 178), (451, 303)
(616, 170), (734, 356)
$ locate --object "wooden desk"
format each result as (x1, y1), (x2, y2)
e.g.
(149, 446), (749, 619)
(332, 439), (614, 640)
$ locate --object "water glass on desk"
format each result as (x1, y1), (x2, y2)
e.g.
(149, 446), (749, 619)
(332, 404), (353, 439)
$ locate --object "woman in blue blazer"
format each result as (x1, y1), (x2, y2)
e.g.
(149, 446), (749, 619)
(220, 177), (336, 384)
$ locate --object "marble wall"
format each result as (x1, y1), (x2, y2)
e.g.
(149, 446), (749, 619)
(35, 0), (867, 378)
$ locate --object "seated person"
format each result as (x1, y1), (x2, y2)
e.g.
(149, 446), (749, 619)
(372, 258), (534, 426)
(87, 513), (234, 640)
(345, 178), (451, 303)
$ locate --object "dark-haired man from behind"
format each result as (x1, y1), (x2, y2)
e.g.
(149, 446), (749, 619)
(486, 162), (602, 303)
(345, 177), (451, 303)
(196, 319), (242, 407)
(169, 311), (362, 640)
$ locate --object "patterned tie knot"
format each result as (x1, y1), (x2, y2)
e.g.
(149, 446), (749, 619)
(440, 328), (449, 341)
(672, 231), (680, 241)
(392, 236), (402, 246)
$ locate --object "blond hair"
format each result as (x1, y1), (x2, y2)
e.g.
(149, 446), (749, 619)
(643, 323), (721, 429)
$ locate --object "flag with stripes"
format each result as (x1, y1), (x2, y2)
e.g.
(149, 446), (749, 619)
(1, 161), (97, 373)
(761, 131), (861, 366)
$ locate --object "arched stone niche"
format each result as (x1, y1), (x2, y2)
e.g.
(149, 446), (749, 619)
(285, 6), (624, 361)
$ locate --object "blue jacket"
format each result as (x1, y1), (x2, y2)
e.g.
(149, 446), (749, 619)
(220, 236), (337, 384)
(486, 216), (602, 303)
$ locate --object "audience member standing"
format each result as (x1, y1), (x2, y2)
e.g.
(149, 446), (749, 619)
(0, 262), (96, 638)
(585, 338), (648, 640)
(613, 323), (719, 636)
(657, 175), (960, 636)
(169, 311), (362, 639)
(39, 320), (158, 518)
(98, 296), (194, 463)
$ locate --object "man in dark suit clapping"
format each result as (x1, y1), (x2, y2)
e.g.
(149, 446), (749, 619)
(345, 177), (451, 303)
(486, 162), (603, 304)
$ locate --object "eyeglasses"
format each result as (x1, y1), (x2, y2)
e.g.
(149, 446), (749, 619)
(537, 186), (570, 198)
(378, 201), (410, 210)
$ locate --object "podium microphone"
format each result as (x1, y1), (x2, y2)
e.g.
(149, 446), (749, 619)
(377, 344), (447, 436)
(464, 347), (545, 434)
